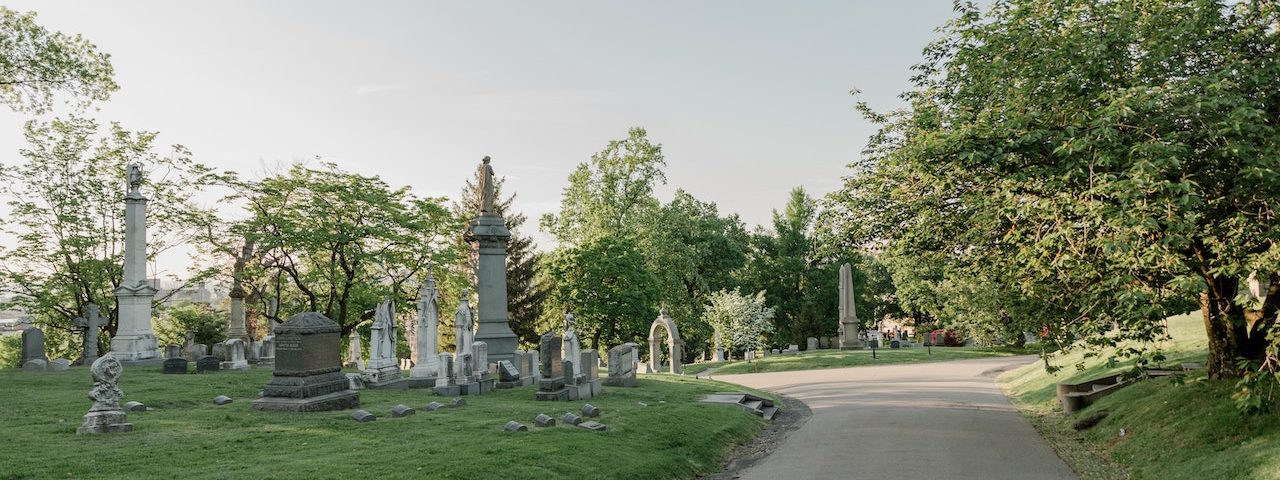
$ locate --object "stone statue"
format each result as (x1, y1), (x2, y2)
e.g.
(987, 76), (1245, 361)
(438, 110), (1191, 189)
(77, 356), (132, 434)
(126, 162), (143, 195)
(477, 156), (495, 214)
(411, 267), (441, 379)
(371, 299), (395, 361)
(455, 289), (474, 360)
(562, 312), (581, 379)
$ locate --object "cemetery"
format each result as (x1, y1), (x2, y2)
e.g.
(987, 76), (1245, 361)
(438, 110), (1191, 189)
(3, 2), (1280, 479)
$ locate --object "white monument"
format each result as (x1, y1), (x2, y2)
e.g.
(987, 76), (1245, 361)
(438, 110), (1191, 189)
(454, 289), (475, 366)
(109, 163), (159, 363)
(408, 269), (442, 386)
(562, 313), (582, 379)
(837, 263), (863, 350)
(362, 298), (406, 388)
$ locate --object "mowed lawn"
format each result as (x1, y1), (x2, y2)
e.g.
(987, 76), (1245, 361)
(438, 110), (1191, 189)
(686, 345), (1032, 375)
(1000, 312), (1280, 480)
(0, 367), (767, 480)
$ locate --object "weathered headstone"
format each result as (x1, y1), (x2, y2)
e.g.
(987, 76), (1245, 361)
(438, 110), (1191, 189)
(362, 298), (406, 389)
(472, 341), (493, 393)
(252, 312), (360, 412)
(23, 359), (48, 372)
(74, 304), (102, 366)
(390, 404), (415, 417)
(345, 330), (361, 368)
(579, 349), (601, 399)
(408, 270), (442, 387)
(807, 337), (818, 351)
(258, 335), (275, 368)
(123, 401), (146, 412)
(432, 353), (461, 396)
(162, 357), (188, 374)
(562, 412), (583, 425)
(213, 395), (233, 405)
(350, 410), (376, 423)
(504, 420), (527, 432)
(212, 343), (228, 362)
(196, 355), (221, 373)
(48, 358), (70, 371)
(535, 332), (570, 401)
(20, 327), (47, 368)
(164, 344), (182, 359)
(745, 350), (757, 361)
(582, 404), (600, 418)
(221, 339), (250, 370)
(449, 397), (466, 408)
(534, 413), (555, 427)
(577, 420), (607, 431)
(425, 401), (445, 411)
(605, 343), (638, 388)
(819, 337), (830, 349)
(77, 356), (133, 434)
(496, 360), (521, 389)
(186, 343), (206, 362)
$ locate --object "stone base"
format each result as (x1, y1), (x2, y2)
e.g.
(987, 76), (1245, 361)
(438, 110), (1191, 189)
(258, 357), (275, 369)
(432, 385), (461, 396)
(458, 381), (481, 395)
(496, 376), (534, 389)
(361, 365), (403, 387)
(221, 360), (250, 370)
(405, 376), (438, 388)
(365, 377), (408, 390)
(588, 379), (602, 397)
(478, 378), (495, 394)
(252, 389), (360, 412)
(77, 410), (133, 434)
(538, 376), (565, 391)
(262, 371), (350, 398)
(534, 388), (571, 401)
(604, 376), (635, 388)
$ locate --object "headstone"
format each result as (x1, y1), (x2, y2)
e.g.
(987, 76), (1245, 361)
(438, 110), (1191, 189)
(535, 332), (570, 401)
(362, 298), (406, 389)
(469, 159), (520, 363)
(498, 360), (520, 382)
(221, 339), (250, 370)
(562, 313), (582, 379)
(345, 330), (361, 368)
(472, 341), (490, 383)
(582, 404), (600, 418)
(75, 304), (102, 365)
(807, 337), (818, 351)
(605, 343), (638, 388)
(534, 413), (555, 427)
(48, 358), (70, 371)
(213, 395), (233, 405)
(504, 421), (527, 432)
(449, 397), (466, 408)
(770, 349), (780, 355)
(577, 420), (607, 432)
(196, 355), (221, 372)
(891, 340), (901, 349)
(745, 351), (756, 361)
(162, 357), (188, 374)
(562, 412), (583, 425)
(246, 341), (261, 363)
(433, 353), (461, 396)
(579, 349), (601, 399)
(186, 343), (206, 362)
(346, 373), (364, 390)
(20, 327), (47, 368)
(788, 344), (799, 353)
(455, 352), (480, 395)
(123, 401), (146, 412)
(409, 270), (442, 386)
(23, 359), (47, 372)
(425, 401), (445, 411)
(819, 337), (830, 349)
(212, 343), (228, 362)
(252, 312), (361, 412)
(226, 285), (249, 344)
(350, 410), (376, 423)
(259, 335), (275, 368)
(76, 356), (133, 434)
(165, 345), (182, 359)
(390, 404), (415, 417)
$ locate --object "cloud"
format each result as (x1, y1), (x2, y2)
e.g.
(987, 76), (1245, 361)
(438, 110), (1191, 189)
(354, 84), (407, 97)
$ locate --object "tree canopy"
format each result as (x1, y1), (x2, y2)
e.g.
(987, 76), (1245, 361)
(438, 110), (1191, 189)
(0, 7), (116, 113)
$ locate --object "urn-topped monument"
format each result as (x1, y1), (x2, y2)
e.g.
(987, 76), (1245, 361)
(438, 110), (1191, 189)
(110, 162), (159, 363)
(465, 156), (517, 363)
(252, 312), (359, 412)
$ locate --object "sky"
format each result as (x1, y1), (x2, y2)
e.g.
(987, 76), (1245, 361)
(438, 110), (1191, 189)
(0, 1), (959, 276)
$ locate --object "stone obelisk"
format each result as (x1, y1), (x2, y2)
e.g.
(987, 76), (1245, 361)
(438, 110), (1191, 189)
(110, 163), (160, 363)
(467, 156), (517, 363)
(837, 263), (862, 350)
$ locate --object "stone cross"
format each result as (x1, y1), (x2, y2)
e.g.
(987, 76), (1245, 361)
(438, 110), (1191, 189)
(76, 304), (102, 363)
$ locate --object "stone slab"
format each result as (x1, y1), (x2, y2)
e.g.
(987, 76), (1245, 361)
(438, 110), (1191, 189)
(251, 389), (360, 412)
(577, 420), (607, 431)
(534, 388), (570, 401)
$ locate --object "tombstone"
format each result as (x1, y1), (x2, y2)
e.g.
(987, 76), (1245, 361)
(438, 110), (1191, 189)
(408, 271), (442, 387)
(648, 307), (683, 374)
(20, 327), (47, 368)
(350, 410), (376, 423)
(212, 343), (228, 362)
(164, 345), (182, 359)
(605, 343), (638, 388)
(534, 413), (555, 427)
(213, 395), (233, 405)
(472, 341), (493, 392)
(819, 337), (830, 349)
(867, 331), (882, 349)
(123, 401), (146, 412)
(48, 358), (70, 371)
(259, 335), (276, 369)
(496, 360), (522, 389)
(577, 421), (607, 432)
(455, 353), (480, 395)
(744, 350), (757, 361)
(562, 412), (583, 425)
(582, 404), (600, 418)
(75, 304), (102, 366)
(252, 312), (360, 412)
(162, 357), (189, 374)
(890, 340), (901, 349)
(77, 356), (133, 434)
(390, 404), (415, 417)
(425, 401), (445, 411)
(788, 344), (799, 353)
(345, 330), (361, 368)
(526, 349), (541, 381)
(246, 341), (261, 363)
(346, 373), (365, 390)
(535, 332), (570, 401)
(503, 421), (528, 432)
(449, 397), (466, 408)
(186, 343), (207, 362)
(770, 349), (780, 356)
(562, 313), (582, 379)
(579, 349), (601, 399)
(221, 339), (250, 370)
(362, 298), (406, 389)
(23, 359), (48, 372)
(196, 355), (221, 373)
(807, 337), (818, 351)
(432, 353), (461, 396)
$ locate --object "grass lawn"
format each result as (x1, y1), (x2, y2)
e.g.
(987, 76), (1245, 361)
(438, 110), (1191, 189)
(1000, 312), (1280, 480)
(684, 345), (1031, 375)
(0, 367), (769, 480)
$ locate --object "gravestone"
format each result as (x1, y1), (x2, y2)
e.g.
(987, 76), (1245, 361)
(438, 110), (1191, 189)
(186, 343), (206, 362)
(890, 340), (901, 349)
(123, 401), (146, 412)
(408, 271), (442, 387)
(20, 327), (47, 368)
(496, 360), (522, 389)
(252, 312), (360, 412)
(246, 341), (261, 363)
(23, 359), (47, 372)
(162, 357), (189, 374)
(221, 339), (250, 370)
(456, 352), (480, 395)
(449, 397), (466, 408)
(579, 349), (601, 399)
(351, 410), (376, 423)
(77, 356), (133, 434)
(48, 358), (70, 371)
(165, 345), (182, 359)
(504, 421), (527, 432)
(472, 341), (494, 393)
(647, 307), (683, 374)
(605, 343), (638, 387)
(535, 332), (570, 401)
(196, 355), (221, 372)
(582, 404), (600, 417)
(391, 404), (415, 417)
(74, 304), (102, 366)
(432, 353), (461, 396)
(213, 395), (233, 405)
(362, 298), (406, 389)
(819, 337), (830, 349)
(527, 349), (541, 382)
(345, 330), (361, 368)
(807, 337), (818, 351)
(562, 412), (583, 425)
(425, 401), (444, 411)
(744, 351), (756, 361)
(577, 421), (607, 432)
(212, 343), (228, 362)
(534, 413), (555, 427)
(259, 335), (275, 369)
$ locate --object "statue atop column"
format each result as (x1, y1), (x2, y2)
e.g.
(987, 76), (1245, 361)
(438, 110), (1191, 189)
(477, 156), (496, 215)
(467, 155), (517, 363)
(126, 162), (143, 197)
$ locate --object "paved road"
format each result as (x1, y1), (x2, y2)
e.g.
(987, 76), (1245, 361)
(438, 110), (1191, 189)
(714, 356), (1076, 480)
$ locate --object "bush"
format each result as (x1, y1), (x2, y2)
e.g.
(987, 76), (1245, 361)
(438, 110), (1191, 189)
(154, 303), (226, 347)
(0, 335), (20, 368)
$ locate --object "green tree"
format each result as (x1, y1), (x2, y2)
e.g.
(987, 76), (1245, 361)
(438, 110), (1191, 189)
(0, 116), (219, 359)
(154, 303), (226, 347)
(703, 288), (775, 356)
(0, 7), (117, 113)
(830, 0), (1280, 379)
(543, 236), (660, 350)
(540, 127), (666, 245)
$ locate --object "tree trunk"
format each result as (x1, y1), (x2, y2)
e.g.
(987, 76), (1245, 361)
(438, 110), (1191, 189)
(1202, 275), (1271, 379)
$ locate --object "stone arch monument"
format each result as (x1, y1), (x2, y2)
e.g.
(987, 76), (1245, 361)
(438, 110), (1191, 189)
(647, 306), (683, 374)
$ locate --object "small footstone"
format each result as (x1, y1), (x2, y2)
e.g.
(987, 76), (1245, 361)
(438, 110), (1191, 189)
(123, 401), (146, 412)
(48, 358), (70, 371)
(391, 404), (416, 417)
(504, 421), (528, 432)
(213, 395), (233, 405)
(581, 404), (600, 417)
(562, 412), (582, 425)
(425, 402), (445, 411)
(534, 413), (555, 427)
(351, 410), (376, 422)
(449, 397), (466, 408)
(577, 420), (607, 431)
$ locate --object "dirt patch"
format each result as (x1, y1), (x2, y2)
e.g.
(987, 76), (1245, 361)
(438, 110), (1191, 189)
(700, 394), (813, 480)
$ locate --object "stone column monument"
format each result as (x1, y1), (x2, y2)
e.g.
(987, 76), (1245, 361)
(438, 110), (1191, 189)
(110, 163), (159, 363)
(466, 156), (518, 363)
(226, 284), (249, 344)
(837, 263), (863, 350)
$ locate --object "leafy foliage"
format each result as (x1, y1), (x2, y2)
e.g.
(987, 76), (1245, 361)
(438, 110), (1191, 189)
(154, 302), (226, 347)
(540, 126), (666, 245)
(0, 7), (117, 113)
(703, 288), (775, 356)
(543, 236), (660, 351)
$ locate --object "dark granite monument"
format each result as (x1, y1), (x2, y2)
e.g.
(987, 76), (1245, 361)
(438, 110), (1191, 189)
(252, 312), (359, 412)
(162, 357), (188, 374)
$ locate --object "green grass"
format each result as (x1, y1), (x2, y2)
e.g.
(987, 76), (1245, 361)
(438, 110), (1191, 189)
(0, 367), (768, 480)
(686, 345), (1032, 375)
(1000, 312), (1280, 480)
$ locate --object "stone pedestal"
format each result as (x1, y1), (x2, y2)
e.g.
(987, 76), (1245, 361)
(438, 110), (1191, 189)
(468, 214), (517, 363)
(253, 312), (359, 412)
(534, 333), (570, 401)
(110, 190), (159, 363)
(221, 339), (250, 370)
(838, 263), (863, 350)
(226, 286), (249, 344)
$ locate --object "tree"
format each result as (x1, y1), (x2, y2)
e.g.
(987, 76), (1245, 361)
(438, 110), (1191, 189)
(540, 127), (666, 245)
(0, 116), (219, 359)
(0, 7), (117, 113)
(154, 303), (225, 347)
(452, 162), (548, 348)
(829, 0), (1280, 379)
(543, 236), (660, 350)
(703, 288), (775, 356)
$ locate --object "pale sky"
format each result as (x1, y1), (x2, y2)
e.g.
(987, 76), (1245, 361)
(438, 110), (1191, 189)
(0, 1), (958, 276)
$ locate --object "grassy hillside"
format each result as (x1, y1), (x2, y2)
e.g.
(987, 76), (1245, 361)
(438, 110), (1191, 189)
(1000, 312), (1280, 479)
(0, 368), (767, 480)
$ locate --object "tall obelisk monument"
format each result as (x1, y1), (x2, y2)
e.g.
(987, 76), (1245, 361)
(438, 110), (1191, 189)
(110, 163), (160, 362)
(467, 156), (517, 363)
(837, 263), (862, 350)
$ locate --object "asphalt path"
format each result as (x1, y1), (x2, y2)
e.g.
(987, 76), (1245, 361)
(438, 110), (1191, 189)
(713, 355), (1077, 480)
